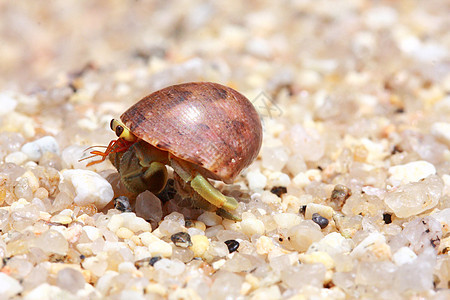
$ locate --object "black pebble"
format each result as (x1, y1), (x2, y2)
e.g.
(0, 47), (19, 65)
(312, 213), (329, 229)
(270, 186), (287, 197)
(114, 196), (132, 212)
(383, 213), (392, 224)
(224, 240), (240, 253)
(299, 205), (307, 216)
(171, 232), (193, 247)
(149, 256), (162, 266)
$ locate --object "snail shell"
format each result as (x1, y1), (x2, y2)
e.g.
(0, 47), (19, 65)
(120, 82), (262, 183)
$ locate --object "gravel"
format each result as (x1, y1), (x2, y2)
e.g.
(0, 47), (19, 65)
(0, 0), (449, 299)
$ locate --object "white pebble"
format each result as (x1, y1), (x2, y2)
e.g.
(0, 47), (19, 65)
(267, 171), (291, 187)
(61, 169), (114, 209)
(393, 247), (417, 266)
(388, 160), (436, 187)
(241, 215), (265, 236)
(23, 283), (65, 300)
(83, 226), (101, 241)
(305, 203), (334, 220)
(148, 240), (173, 257)
(21, 136), (60, 161)
(273, 213), (302, 229)
(5, 151), (28, 165)
(246, 170), (267, 190)
(431, 122), (450, 146)
(0, 273), (23, 298)
(122, 212), (152, 233)
(139, 232), (160, 246)
(0, 92), (18, 115)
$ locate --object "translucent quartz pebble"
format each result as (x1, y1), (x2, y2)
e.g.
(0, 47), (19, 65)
(57, 268), (86, 293)
(283, 124), (324, 162)
(33, 230), (69, 255)
(281, 263), (326, 289)
(61, 169), (114, 209)
(307, 232), (353, 256)
(384, 175), (443, 218)
(0, 272), (23, 298)
(154, 258), (186, 276)
(209, 270), (243, 300)
(261, 146), (289, 172)
(388, 160), (436, 186)
(389, 216), (442, 254)
(393, 248), (436, 292)
(21, 136), (60, 161)
(135, 191), (162, 223)
(287, 220), (324, 252)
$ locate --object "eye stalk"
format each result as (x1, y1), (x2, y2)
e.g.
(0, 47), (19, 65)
(110, 119), (137, 142)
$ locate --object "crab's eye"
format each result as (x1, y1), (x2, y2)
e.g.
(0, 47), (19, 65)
(110, 119), (115, 131)
(115, 125), (124, 137)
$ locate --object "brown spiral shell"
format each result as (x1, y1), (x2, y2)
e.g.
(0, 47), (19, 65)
(120, 82), (262, 183)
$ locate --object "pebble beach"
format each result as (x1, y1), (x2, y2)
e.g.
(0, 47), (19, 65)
(0, 1), (449, 299)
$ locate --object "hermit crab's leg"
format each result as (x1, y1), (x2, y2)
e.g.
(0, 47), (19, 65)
(170, 156), (239, 212)
(118, 141), (169, 194)
(173, 173), (241, 221)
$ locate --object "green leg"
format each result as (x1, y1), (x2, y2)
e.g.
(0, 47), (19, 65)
(171, 156), (239, 211)
(190, 175), (238, 210)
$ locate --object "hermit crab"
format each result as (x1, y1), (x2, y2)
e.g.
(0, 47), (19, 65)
(85, 82), (262, 219)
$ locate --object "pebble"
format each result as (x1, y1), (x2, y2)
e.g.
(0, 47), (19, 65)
(21, 136), (60, 161)
(384, 174), (443, 218)
(311, 213), (329, 229)
(288, 221), (324, 252)
(57, 268), (85, 294)
(189, 235), (209, 257)
(198, 211), (222, 226)
(255, 235), (276, 255)
(116, 227), (135, 239)
(351, 232), (391, 260)
(388, 161), (436, 187)
(240, 215), (265, 236)
(138, 232), (159, 246)
(224, 240), (239, 253)
(299, 251), (335, 270)
(0, 272), (23, 298)
(148, 239), (173, 257)
(135, 191), (162, 223)
(50, 214), (73, 225)
(83, 226), (101, 241)
(273, 213), (302, 229)
(307, 232), (353, 256)
(270, 186), (287, 197)
(5, 151), (28, 165)
(392, 246), (417, 266)
(246, 170), (267, 190)
(305, 203), (334, 221)
(61, 169), (114, 209)
(431, 122), (450, 146)
(154, 258), (186, 276)
(114, 196), (132, 212)
(171, 232), (193, 248)
(107, 212), (152, 234)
